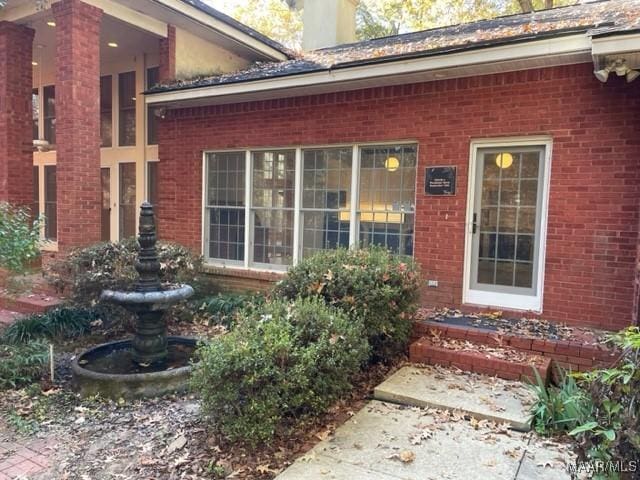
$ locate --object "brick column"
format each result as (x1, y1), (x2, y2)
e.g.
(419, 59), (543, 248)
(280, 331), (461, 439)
(52, 0), (103, 250)
(0, 22), (35, 207)
(158, 25), (176, 83)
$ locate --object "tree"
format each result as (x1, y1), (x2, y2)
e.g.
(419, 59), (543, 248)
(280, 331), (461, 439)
(225, 0), (302, 49)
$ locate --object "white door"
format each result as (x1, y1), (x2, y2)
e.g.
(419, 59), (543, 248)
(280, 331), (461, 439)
(464, 138), (552, 312)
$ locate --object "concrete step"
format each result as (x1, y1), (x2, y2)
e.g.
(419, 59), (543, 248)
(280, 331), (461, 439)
(409, 333), (551, 384)
(374, 365), (535, 431)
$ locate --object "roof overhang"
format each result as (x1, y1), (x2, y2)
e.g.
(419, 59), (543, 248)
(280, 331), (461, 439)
(146, 33), (594, 109)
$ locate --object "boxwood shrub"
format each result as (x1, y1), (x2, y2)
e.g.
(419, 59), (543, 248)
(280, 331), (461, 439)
(273, 246), (421, 362)
(191, 297), (369, 445)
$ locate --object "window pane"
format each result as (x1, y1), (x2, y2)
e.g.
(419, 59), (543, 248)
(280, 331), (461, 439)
(147, 67), (159, 145)
(119, 163), (136, 239)
(252, 150), (295, 208)
(357, 145), (416, 255)
(100, 75), (112, 147)
(301, 211), (349, 258)
(43, 85), (55, 145)
(205, 152), (245, 263)
(147, 161), (159, 208)
(118, 71), (136, 146)
(32, 166), (39, 219)
(101, 168), (111, 242)
(32, 89), (39, 141)
(44, 166), (56, 240)
(253, 209), (294, 267)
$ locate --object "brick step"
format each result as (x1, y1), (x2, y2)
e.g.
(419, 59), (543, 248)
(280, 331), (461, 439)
(413, 320), (616, 373)
(409, 334), (552, 384)
(0, 293), (63, 315)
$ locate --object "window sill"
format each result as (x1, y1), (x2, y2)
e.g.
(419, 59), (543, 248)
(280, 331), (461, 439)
(40, 241), (58, 253)
(202, 264), (286, 282)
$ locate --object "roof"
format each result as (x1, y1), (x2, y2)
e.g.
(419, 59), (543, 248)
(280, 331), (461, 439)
(178, 0), (291, 56)
(149, 0), (640, 94)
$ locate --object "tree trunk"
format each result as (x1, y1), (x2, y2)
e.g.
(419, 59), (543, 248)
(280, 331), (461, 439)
(518, 0), (535, 12)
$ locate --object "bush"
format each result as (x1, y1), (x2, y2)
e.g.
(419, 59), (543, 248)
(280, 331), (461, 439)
(196, 292), (266, 329)
(1, 306), (102, 345)
(191, 297), (369, 445)
(45, 238), (211, 304)
(0, 341), (48, 389)
(570, 327), (640, 472)
(273, 247), (421, 362)
(0, 202), (41, 274)
(530, 369), (593, 435)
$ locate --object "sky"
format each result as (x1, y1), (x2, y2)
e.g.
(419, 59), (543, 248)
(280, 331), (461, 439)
(204, 0), (243, 15)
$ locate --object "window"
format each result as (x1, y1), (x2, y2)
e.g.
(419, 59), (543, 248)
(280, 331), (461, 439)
(100, 75), (112, 147)
(43, 85), (55, 145)
(358, 145), (416, 256)
(301, 147), (351, 258)
(118, 71), (136, 146)
(205, 152), (246, 265)
(146, 67), (159, 145)
(32, 166), (39, 219)
(204, 143), (417, 270)
(32, 89), (39, 141)
(147, 161), (159, 208)
(119, 163), (136, 239)
(252, 150), (295, 268)
(44, 165), (57, 241)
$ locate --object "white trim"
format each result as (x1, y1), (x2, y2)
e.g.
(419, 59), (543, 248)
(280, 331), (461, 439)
(349, 145), (359, 248)
(244, 150), (252, 269)
(146, 34), (592, 107)
(462, 136), (553, 313)
(591, 33), (640, 56)
(200, 152), (207, 261)
(293, 147), (302, 263)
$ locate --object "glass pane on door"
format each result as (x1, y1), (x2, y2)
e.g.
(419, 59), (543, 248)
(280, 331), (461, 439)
(101, 168), (111, 242)
(119, 163), (136, 240)
(472, 149), (543, 293)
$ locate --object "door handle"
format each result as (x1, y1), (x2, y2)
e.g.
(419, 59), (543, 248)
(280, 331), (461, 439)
(472, 213), (477, 234)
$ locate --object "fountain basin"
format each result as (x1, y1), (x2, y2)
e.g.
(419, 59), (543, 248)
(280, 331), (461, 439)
(72, 336), (198, 399)
(100, 284), (194, 311)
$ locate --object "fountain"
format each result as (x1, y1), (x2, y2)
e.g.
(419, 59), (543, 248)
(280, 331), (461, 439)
(72, 202), (197, 399)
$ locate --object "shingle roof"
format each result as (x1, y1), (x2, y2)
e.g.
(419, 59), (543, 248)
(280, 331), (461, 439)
(179, 0), (291, 56)
(151, 0), (640, 94)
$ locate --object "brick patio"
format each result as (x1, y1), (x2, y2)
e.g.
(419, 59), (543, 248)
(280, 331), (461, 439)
(0, 435), (53, 480)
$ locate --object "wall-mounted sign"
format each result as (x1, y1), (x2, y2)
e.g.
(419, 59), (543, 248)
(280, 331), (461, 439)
(425, 166), (456, 196)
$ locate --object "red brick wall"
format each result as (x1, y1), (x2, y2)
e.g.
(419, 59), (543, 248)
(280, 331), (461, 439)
(52, 0), (103, 251)
(0, 22), (34, 206)
(157, 63), (640, 331)
(159, 25), (176, 83)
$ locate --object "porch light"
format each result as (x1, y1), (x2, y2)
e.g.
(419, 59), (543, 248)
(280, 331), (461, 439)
(108, 42), (119, 48)
(46, 21), (56, 27)
(32, 61), (38, 66)
(594, 58), (639, 83)
(496, 152), (513, 169)
(385, 156), (400, 172)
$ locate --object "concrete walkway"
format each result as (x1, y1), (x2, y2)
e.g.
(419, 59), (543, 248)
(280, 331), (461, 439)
(276, 366), (575, 480)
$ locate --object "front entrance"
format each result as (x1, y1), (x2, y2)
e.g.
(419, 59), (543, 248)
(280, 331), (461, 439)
(464, 138), (552, 312)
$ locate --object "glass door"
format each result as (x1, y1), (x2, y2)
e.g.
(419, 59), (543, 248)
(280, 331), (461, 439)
(119, 163), (136, 240)
(101, 167), (111, 242)
(466, 145), (548, 311)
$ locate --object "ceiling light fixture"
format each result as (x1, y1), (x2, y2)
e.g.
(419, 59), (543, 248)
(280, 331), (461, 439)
(46, 20), (56, 27)
(385, 156), (400, 172)
(496, 152), (513, 169)
(107, 42), (118, 48)
(32, 61), (38, 66)
(594, 58), (639, 83)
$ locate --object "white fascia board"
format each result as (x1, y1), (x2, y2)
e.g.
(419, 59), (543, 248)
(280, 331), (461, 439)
(150, 0), (288, 61)
(591, 32), (640, 56)
(146, 33), (592, 106)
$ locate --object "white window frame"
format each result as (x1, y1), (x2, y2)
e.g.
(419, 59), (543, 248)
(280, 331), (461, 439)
(462, 136), (553, 313)
(202, 141), (418, 272)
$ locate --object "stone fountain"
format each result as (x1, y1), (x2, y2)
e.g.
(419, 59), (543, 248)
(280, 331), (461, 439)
(72, 202), (197, 399)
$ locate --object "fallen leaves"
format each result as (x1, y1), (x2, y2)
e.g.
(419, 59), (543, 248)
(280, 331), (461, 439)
(387, 449), (416, 463)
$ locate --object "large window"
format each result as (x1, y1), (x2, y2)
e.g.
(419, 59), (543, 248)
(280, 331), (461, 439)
(204, 143), (417, 270)
(43, 85), (55, 145)
(100, 75), (112, 147)
(44, 165), (57, 241)
(118, 71), (136, 146)
(32, 89), (39, 141)
(146, 67), (160, 145)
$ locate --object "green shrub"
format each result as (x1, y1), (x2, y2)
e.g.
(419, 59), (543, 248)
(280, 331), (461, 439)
(273, 247), (421, 362)
(0, 341), (48, 389)
(530, 369), (593, 435)
(45, 239), (213, 304)
(0, 202), (41, 274)
(191, 297), (369, 445)
(1, 306), (102, 345)
(569, 327), (640, 473)
(197, 292), (266, 328)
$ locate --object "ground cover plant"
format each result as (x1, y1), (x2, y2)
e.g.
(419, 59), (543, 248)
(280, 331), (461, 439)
(0, 202), (41, 275)
(0, 340), (48, 389)
(273, 246), (421, 362)
(192, 296), (369, 444)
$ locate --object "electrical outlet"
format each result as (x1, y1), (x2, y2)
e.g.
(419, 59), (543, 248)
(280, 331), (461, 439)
(427, 280), (438, 287)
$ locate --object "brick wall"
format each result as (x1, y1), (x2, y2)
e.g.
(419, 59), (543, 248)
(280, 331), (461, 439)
(52, 0), (103, 251)
(157, 63), (640, 330)
(159, 25), (176, 83)
(0, 22), (34, 206)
